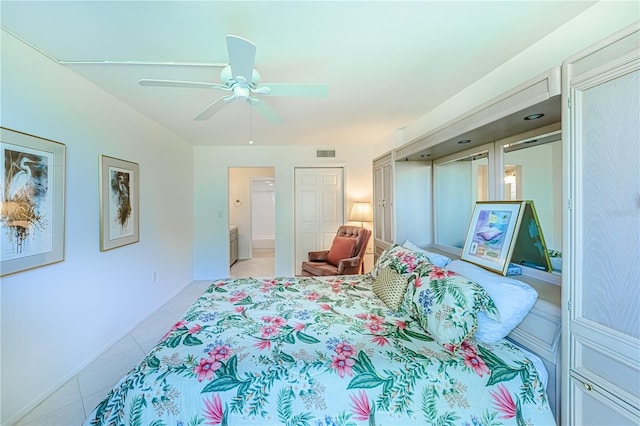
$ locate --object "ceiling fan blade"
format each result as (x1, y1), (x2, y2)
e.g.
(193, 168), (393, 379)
(193, 96), (231, 121)
(139, 79), (229, 91)
(263, 83), (329, 97)
(252, 99), (283, 125)
(226, 35), (256, 83)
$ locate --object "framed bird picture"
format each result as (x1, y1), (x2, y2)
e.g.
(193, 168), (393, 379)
(1, 127), (66, 276)
(99, 155), (139, 251)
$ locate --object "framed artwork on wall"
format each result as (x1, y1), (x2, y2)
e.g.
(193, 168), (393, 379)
(461, 201), (526, 275)
(1, 127), (66, 276)
(100, 155), (139, 251)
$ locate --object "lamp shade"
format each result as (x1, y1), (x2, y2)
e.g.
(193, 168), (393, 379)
(349, 202), (373, 223)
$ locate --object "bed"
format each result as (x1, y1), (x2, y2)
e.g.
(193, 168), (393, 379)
(85, 244), (556, 425)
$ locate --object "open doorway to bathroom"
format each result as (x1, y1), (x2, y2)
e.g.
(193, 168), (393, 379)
(228, 167), (275, 277)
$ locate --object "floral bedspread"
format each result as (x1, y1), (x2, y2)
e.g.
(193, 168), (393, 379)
(85, 275), (555, 426)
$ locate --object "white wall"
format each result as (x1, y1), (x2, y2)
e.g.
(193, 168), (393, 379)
(194, 146), (375, 279)
(376, 2), (640, 156)
(0, 32), (194, 423)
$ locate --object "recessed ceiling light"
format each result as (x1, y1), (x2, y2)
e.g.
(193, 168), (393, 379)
(248, 140), (255, 145)
(458, 139), (471, 144)
(524, 113), (544, 120)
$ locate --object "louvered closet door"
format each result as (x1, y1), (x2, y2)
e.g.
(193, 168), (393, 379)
(564, 25), (640, 425)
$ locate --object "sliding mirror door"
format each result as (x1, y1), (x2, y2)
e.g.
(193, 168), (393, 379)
(502, 131), (562, 271)
(434, 144), (492, 250)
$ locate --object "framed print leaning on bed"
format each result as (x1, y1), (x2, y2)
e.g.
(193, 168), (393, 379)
(461, 201), (526, 275)
(99, 155), (139, 251)
(1, 127), (66, 276)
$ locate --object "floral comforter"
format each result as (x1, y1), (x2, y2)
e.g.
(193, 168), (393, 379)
(85, 275), (555, 426)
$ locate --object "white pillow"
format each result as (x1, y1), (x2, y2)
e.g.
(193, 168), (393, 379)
(445, 259), (538, 343)
(402, 240), (451, 268)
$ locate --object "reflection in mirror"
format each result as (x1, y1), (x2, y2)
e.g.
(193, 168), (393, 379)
(503, 132), (562, 272)
(435, 150), (489, 248)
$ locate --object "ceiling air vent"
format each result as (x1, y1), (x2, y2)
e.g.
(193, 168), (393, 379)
(316, 149), (336, 158)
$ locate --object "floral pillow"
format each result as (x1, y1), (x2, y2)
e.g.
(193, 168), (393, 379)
(371, 244), (432, 278)
(403, 262), (500, 350)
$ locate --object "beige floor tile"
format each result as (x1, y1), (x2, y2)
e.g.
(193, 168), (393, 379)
(76, 334), (145, 398)
(130, 305), (178, 353)
(81, 385), (115, 421)
(16, 397), (84, 426)
(18, 254), (275, 425)
(15, 378), (82, 426)
(231, 250), (275, 277)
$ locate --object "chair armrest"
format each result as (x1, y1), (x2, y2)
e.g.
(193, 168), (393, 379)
(337, 256), (361, 275)
(308, 250), (329, 262)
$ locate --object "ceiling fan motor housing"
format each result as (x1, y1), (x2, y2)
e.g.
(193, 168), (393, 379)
(220, 66), (261, 89)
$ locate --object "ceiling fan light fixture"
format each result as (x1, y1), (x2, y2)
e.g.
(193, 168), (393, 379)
(233, 85), (251, 100)
(219, 66), (233, 84)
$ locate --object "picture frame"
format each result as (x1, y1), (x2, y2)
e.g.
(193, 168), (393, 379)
(461, 201), (526, 275)
(1, 127), (66, 276)
(511, 200), (553, 272)
(100, 155), (139, 251)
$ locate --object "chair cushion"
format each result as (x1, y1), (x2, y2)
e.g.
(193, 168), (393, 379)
(301, 261), (339, 276)
(372, 266), (409, 311)
(326, 236), (356, 266)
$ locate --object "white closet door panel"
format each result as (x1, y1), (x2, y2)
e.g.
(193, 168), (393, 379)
(570, 375), (639, 425)
(577, 69), (640, 338)
(299, 190), (318, 224)
(298, 233), (319, 260)
(321, 190), (340, 224)
(382, 164), (393, 243)
(373, 166), (384, 239)
(572, 332), (640, 400)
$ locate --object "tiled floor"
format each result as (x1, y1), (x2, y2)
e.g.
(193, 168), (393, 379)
(14, 249), (274, 426)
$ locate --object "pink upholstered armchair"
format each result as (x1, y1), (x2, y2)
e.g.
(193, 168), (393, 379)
(301, 226), (372, 276)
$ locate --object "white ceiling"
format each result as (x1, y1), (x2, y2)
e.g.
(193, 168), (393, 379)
(1, 1), (597, 147)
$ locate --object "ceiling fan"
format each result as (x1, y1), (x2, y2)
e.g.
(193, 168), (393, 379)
(138, 35), (328, 124)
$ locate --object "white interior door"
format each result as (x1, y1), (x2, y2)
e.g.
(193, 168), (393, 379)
(294, 167), (344, 274)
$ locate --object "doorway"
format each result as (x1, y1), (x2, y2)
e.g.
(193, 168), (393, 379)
(228, 167), (275, 275)
(251, 177), (275, 249)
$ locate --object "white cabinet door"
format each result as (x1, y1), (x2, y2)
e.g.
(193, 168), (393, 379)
(373, 153), (394, 257)
(563, 24), (640, 425)
(381, 161), (393, 243)
(569, 374), (638, 426)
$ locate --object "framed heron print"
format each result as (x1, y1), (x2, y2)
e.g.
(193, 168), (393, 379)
(100, 155), (139, 251)
(1, 127), (66, 276)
